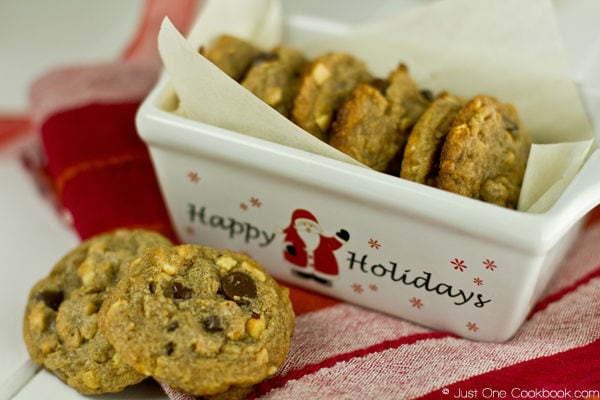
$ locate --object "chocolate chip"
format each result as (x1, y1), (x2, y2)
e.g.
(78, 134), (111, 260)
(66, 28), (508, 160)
(251, 311), (261, 319)
(167, 321), (179, 332)
(35, 290), (64, 311)
(165, 282), (193, 299)
(221, 272), (257, 304)
(165, 342), (175, 356)
(419, 89), (434, 102)
(502, 116), (519, 135)
(148, 282), (156, 294)
(203, 315), (224, 332)
(370, 78), (390, 95)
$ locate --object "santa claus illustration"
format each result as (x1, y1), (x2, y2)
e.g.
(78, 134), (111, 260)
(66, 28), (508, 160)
(282, 208), (350, 286)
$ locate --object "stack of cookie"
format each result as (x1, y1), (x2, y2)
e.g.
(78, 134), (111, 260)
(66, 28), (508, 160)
(203, 35), (532, 209)
(23, 229), (295, 398)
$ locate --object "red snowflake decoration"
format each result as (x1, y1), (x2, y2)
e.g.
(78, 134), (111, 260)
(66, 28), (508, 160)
(410, 297), (424, 309)
(483, 259), (497, 271)
(451, 258), (467, 272)
(185, 226), (195, 236)
(249, 197), (262, 207)
(473, 277), (484, 286)
(187, 171), (201, 183)
(351, 283), (364, 294)
(466, 322), (479, 332)
(368, 238), (381, 249)
(368, 284), (378, 292)
(240, 203), (248, 210)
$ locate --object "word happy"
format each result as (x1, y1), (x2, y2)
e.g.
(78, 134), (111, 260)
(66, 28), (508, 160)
(187, 204), (276, 247)
(346, 252), (492, 308)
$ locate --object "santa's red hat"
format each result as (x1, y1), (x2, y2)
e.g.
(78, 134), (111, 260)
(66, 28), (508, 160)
(291, 209), (318, 223)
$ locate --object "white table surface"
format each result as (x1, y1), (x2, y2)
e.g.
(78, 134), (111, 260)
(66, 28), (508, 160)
(1, 0), (598, 399)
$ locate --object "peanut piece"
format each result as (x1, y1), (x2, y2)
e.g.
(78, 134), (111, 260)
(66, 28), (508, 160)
(246, 315), (266, 339)
(315, 114), (331, 131)
(265, 87), (283, 106)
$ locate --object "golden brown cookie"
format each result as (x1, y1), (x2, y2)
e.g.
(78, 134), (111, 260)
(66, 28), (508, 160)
(438, 95), (532, 208)
(329, 82), (399, 171)
(383, 64), (432, 172)
(330, 64), (430, 172)
(98, 244), (295, 397)
(401, 92), (464, 185)
(241, 46), (307, 117)
(202, 35), (262, 81)
(291, 52), (372, 141)
(22, 229), (173, 394)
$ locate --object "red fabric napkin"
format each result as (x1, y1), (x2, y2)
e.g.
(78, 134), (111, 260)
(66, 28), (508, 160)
(25, 2), (600, 399)
(28, 0), (200, 242)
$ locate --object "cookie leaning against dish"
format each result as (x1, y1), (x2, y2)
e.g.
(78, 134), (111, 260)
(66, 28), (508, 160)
(241, 46), (307, 117)
(330, 64), (431, 172)
(22, 229), (173, 395)
(291, 52), (372, 141)
(98, 244), (295, 397)
(437, 95), (532, 208)
(400, 92), (465, 185)
(202, 34), (262, 81)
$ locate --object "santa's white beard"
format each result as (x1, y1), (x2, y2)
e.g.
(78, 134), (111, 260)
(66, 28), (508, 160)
(297, 228), (320, 255)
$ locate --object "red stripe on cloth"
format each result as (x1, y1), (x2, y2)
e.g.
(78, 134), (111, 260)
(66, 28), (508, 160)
(122, 0), (201, 63)
(415, 338), (600, 400)
(0, 116), (30, 148)
(249, 332), (451, 399)
(528, 265), (600, 319)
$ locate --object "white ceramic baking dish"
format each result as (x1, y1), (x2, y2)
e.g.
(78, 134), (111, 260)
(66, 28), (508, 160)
(136, 2), (600, 342)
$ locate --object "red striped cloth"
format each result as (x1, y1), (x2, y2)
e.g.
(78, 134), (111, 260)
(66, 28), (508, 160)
(10, 1), (600, 399)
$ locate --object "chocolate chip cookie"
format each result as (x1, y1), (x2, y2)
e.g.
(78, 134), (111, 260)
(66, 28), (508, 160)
(330, 64), (431, 172)
(438, 95), (531, 208)
(329, 82), (399, 171)
(202, 35), (262, 81)
(241, 46), (307, 117)
(98, 244), (295, 397)
(291, 52), (372, 141)
(383, 63), (432, 172)
(22, 229), (173, 394)
(401, 92), (464, 185)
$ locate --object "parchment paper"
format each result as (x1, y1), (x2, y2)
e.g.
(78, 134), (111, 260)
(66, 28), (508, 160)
(157, 0), (596, 212)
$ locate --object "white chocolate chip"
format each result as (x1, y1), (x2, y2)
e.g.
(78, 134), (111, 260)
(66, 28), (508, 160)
(216, 256), (237, 271)
(161, 262), (177, 275)
(241, 261), (266, 282)
(78, 261), (96, 287)
(312, 63), (331, 85)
